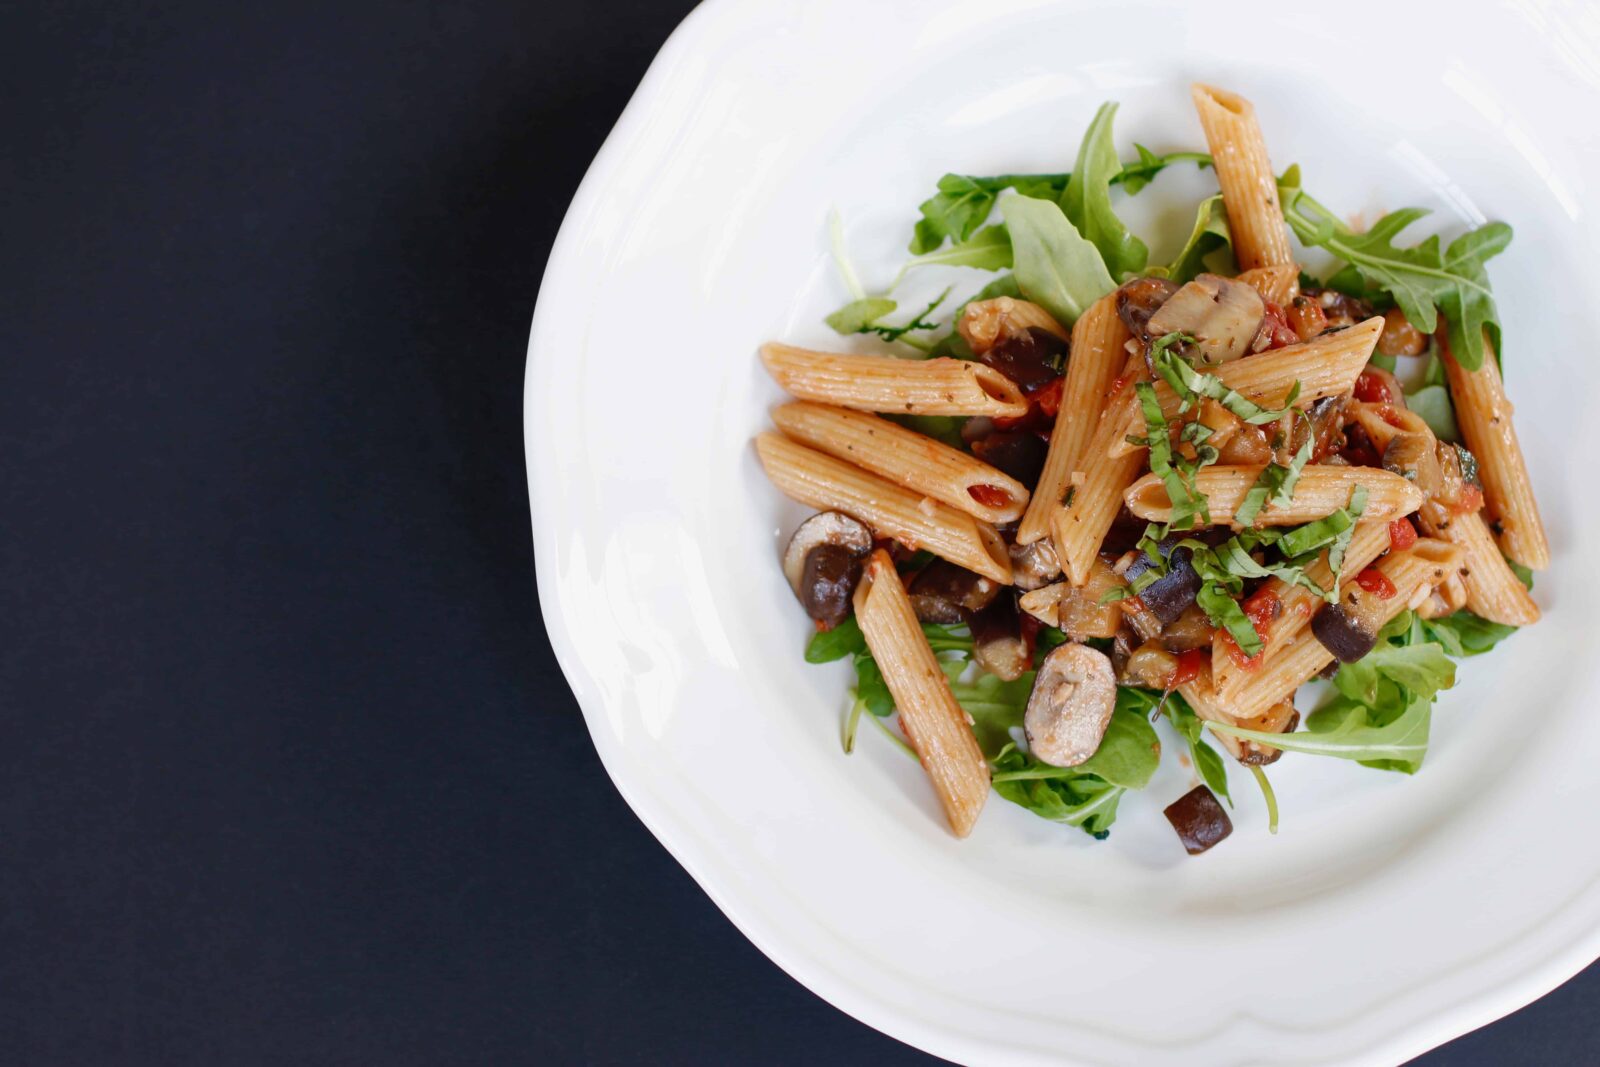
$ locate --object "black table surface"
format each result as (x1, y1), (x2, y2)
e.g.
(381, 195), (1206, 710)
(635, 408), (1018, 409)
(4, 2), (1594, 1063)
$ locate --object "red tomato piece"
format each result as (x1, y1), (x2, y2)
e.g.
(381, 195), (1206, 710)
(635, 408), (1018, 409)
(1169, 648), (1205, 688)
(1355, 568), (1397, 599)
(1033, 377), (1064, 417)
(1353, 369), (1394, 404)
(967, 484), (1011, 508)
(1388, 518), (1418, 551)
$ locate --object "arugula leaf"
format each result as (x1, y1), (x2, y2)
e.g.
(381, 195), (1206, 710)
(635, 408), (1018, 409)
(1118, 146), (1212, 196)
(897, 224), (1013, 280)
(824, 297), (898, 335)
(1422, 611), (1519, 656)
(999, 194), (1115, 327)
(1062, 103), (1149, 278)
(1141, 689), (1231, 803)
(907, 151), (1212, 255)
(1509, 559), (1535, 591)
(1210, 691), (1432, 770)
(852, 654), (895, 718)
(1406, 384), (1460, 442)
(1334, 641), (1456, 708)
(805, 616), (867, 663)
(990, 743), (1129, 838)
(948, 669), (1035, 755)
(1278, 165), (1511, 370)
(910, 173), (1069, 254)
(1161, 194), (1233, 284)
(1249, 765), (1279, 834)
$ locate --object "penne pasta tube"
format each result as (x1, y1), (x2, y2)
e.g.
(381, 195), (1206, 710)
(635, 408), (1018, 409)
(958, 296), (1069, 351)
(771, 401), (1030, 524)
(1346, 401), (1538, 624)
(1236, 264), (1299, 307)
(1444, 338), (1549, 570)
(1435, 510), (1540, 626)
(755, 433), (1013, 584)
(853, 550), (990, 838)
(1124, 465), (1423, 527)
(1050, 356), (1149, 585)
(760, 343), (1028, 418)
(1017, 292), (1131, 545)
(1225, 540), (1465, 722)
(1191, 84), (1295, 271)
(1211, 521), (1391, 700)
(1106, 317), (1382, 458)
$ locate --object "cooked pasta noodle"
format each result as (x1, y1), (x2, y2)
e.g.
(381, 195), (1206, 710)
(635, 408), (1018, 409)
(760, 343), (1028, 418)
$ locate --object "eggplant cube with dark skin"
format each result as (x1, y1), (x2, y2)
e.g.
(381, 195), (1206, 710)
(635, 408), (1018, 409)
(1164, 786), (1233, 855)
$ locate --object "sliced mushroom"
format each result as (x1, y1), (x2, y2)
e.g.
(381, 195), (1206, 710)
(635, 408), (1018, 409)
(908, 559), (1001, 624)
(1008, 539), (1062, 591)
(1302, 287), (1375, 330)
(1023, 643), (1118, 768)
(782, 512), (873, 628)
(1114, 276), (1180, 344)
(1164, 786), (1233, 854)
(969, 599), (1028, 682)
(1144, 273), (1265, 365)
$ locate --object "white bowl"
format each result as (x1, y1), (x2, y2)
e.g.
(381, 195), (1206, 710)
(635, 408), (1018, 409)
(526, 2), (1600, 1062)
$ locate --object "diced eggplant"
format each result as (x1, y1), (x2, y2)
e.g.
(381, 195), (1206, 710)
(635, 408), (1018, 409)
(782, 512), (873, 628)
(908, 560), (1001, 624)
(981, 326), (1066, 394)
(1115, 276), (1180, 344)
(1311, 602), (1378, 663)
(969, 599), (1028, 682)
(1023, 643), (1118, 767)
(1121, 539), (1201, 627)
(1164, 786), (1233, 855)
(1008, 538), (1062, 592)
(971, 431), (1048, 487)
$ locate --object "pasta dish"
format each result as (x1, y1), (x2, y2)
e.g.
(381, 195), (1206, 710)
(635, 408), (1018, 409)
(753, 85), (1544, 853)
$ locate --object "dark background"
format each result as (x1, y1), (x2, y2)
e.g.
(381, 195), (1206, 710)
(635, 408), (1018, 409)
(1, 2), (1593, 1063)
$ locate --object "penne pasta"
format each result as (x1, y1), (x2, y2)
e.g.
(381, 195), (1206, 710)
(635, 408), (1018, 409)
(1435, 510), (1540, 626)
(1444, 337), (1549, 570)
(1191, 84), (1295, 271)
(958, 296), (1069, 351)
(760, 343), (1028, 418)
(1107, 317), (1382, 457)
(1345, 401), (1538, 624)
(771, 401), (1030, 524)
(1236, 264), (1299, 307)
(1124, 465), (1423, 527)
(853, 551), (991, 837)
(1210, 521), (1392, 701)
(755, 433), (1013, 584)
(1226, 540), (1465, 722)
(1050, 356), (1149, 585)
(1017, 293), (1131, 546)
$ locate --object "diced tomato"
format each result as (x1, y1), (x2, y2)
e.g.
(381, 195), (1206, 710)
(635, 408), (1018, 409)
(1259, 302), (1299, 349)
(1388, 518), (1418, 551)
(1168, 648), (1205, 688)
(1355, 568), (1397, 599)
(1222, 634), (1260, 671)
(1455, 484), (1485, 514)
(1243, 588), (1281, 632)
(1033, 376), (1064, 417)
(1354, 369), (1394, 404)
(1286, 297), (1328, 342)
(967, 484), (1011, 509)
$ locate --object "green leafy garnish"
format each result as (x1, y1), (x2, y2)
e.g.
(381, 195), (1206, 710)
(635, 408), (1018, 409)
(825, 288), (952, 350)
(1062, 102), (1148, 278)
(1117, 145), (1212, 196)
(1278, 165), (1511, 371)
(1161, 194), (1233, 284)
(1249, 765), (1279, 834)
(1406, 384), (1460, 442)
(895, 224), (1013, 281)
(1151, 332), (1301, 422)
(1233, 418), (1313, 527)
(999, 194), (1115, 327)
(910, 173), (1069, 254)
(989, 706), (1160, 839)
(1123, 687), (1231, 803)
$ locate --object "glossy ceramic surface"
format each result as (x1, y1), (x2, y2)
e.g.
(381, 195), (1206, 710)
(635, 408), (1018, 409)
(527, 2), (1600, 1062)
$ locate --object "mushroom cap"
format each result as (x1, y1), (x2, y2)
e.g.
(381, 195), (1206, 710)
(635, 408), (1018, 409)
(1145, 273), (1265, 365)
(1023, 643), (1118, 768)
(781, 511), (872, 596)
